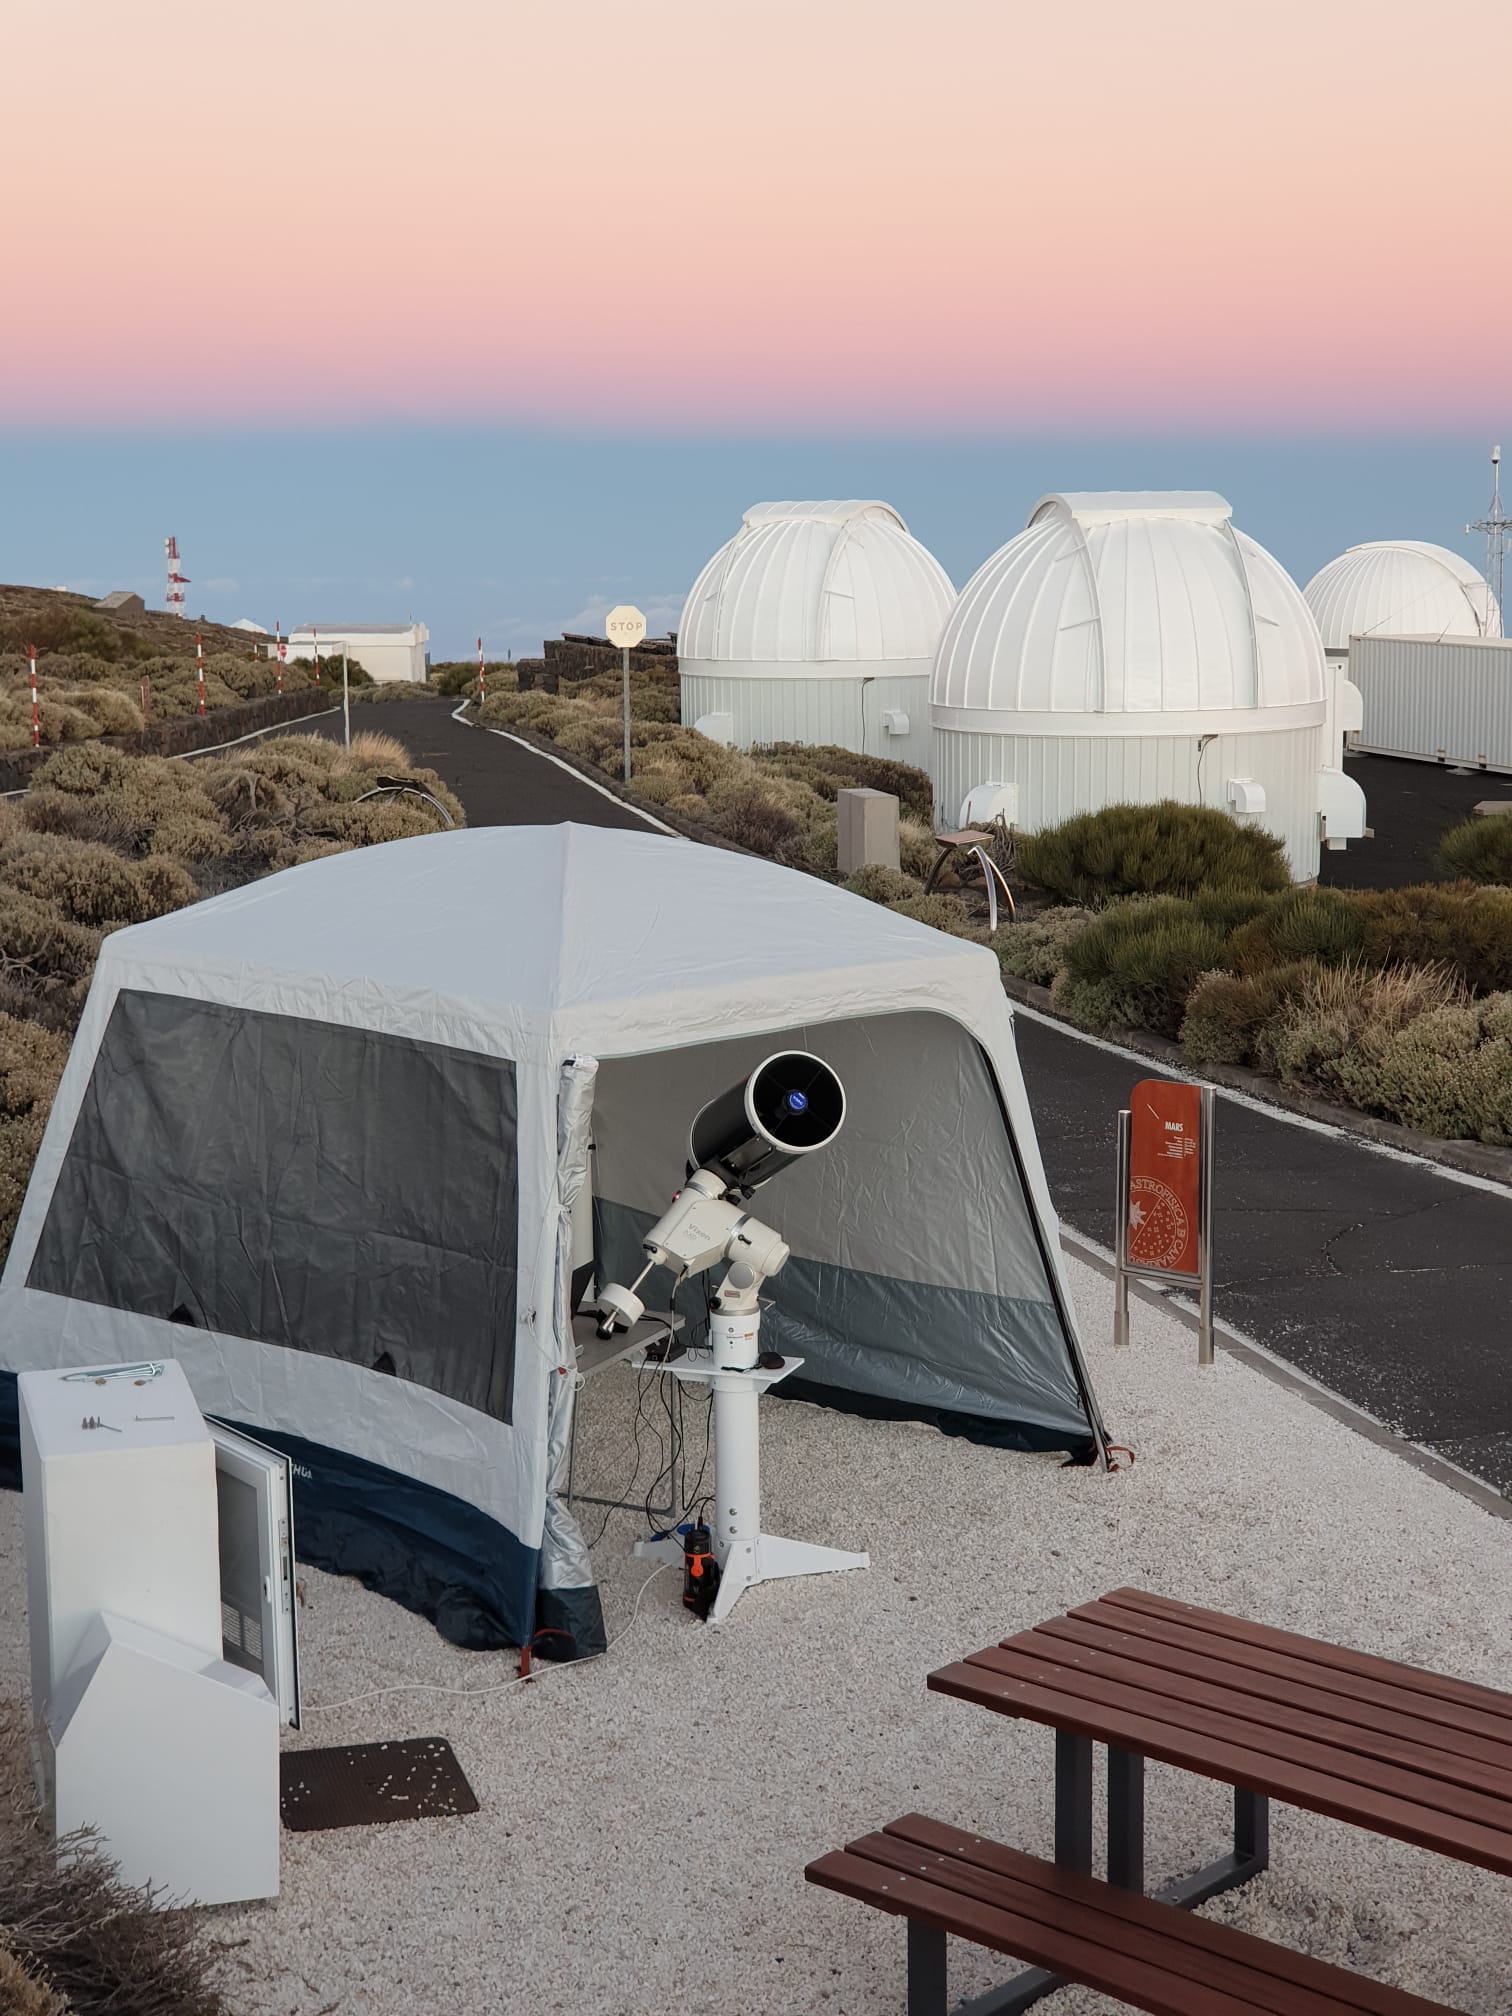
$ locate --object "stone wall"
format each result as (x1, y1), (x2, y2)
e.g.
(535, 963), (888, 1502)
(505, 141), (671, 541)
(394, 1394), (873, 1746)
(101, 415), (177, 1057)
(516, 631), (678, 695)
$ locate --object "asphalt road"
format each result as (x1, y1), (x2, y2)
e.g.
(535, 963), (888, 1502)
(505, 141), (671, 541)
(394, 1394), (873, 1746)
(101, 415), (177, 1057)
(1320, 748), (1512, 890)
(1013, 1014), (1512, 1492)
(309, 697), (656, 832)
(334, 699), (1512, 1494)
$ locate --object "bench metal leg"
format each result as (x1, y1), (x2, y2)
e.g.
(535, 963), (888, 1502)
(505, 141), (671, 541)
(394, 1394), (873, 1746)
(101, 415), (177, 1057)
(908, 1923), (948, 2016)
(950, 1733), (1092, 2015)
(1155, 1785), (1270, 1910)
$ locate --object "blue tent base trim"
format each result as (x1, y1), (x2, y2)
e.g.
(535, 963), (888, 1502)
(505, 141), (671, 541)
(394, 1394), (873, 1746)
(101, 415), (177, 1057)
(772, 1373), (1099, 1462)
(533, 1583), (608, 1662)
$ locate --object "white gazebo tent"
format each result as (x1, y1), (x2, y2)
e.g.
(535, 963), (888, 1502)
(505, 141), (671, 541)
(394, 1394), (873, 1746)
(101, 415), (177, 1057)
(0, 827), (1106, 1659)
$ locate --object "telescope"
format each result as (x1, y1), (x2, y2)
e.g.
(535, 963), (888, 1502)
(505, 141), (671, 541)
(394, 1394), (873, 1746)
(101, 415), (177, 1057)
(594, 1051), (845, 1338)
(594, 1052), (867, 1624)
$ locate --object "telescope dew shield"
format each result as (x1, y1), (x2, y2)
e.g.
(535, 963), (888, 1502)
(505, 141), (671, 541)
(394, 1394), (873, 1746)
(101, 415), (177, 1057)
(689, 1052), (846, 1194)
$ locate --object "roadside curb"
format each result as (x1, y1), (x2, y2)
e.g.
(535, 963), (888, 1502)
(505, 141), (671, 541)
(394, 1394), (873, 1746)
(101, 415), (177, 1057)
(1001, 972), (1512, 1192)
(1061, 1226), (1512, 1526)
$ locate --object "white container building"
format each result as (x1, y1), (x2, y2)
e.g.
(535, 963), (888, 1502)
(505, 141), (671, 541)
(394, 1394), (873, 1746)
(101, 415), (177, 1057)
(930, 492), (1366, 881)
(284, 622), (430, 685)
(1302, 541), (1502, 766)
(1348, 634), (1512, 773)
(678, 501), (954, 767)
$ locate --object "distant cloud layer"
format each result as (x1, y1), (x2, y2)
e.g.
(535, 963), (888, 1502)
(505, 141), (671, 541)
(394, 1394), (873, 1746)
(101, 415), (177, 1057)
(3, 0), (1508, 430)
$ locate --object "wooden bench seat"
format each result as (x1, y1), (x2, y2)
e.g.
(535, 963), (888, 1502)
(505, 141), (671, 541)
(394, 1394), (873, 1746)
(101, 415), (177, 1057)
(807, 1813), (1464, 2016)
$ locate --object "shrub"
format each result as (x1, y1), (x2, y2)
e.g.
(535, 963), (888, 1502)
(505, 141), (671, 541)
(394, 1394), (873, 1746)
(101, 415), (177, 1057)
(0, 835), (155, 927)
(1054, 896), (1234, 1037)
(1349, 883), (1512, 995)
(1229, 886), (1369, 974)
(842, 863), (923, 904)
(885, 894), (987, 939)
(991, 906), (1094, 986)
(0, 1014), (72, 1268)
(1437, 814), (1512, 885)
(1016, 800), (1291, 905)
(703, 781), (811, 865)
(1261, 963), (1462, 1097)
(1179, 962), (1317, 1068)
(756, 744), (934, 823)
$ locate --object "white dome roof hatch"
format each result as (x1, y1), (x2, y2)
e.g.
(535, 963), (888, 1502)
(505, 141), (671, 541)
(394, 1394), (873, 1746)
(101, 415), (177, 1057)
(931, 492), (1325, 735)
(1302, 540), (1501, 650)
(678, 500), (955, 674)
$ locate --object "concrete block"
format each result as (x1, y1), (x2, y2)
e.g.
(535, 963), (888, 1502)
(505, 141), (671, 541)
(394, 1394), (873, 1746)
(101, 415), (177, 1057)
(837, 788), (900, 876)
(1472, 800), (1512, 819)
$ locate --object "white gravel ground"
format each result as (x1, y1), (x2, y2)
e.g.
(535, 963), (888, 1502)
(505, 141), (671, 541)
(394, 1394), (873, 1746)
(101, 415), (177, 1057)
(4, 1253), (1510, 2016)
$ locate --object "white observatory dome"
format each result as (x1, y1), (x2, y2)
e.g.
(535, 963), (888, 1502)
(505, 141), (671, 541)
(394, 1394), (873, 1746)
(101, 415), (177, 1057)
(930, 493), (1363, 881)
(1302, 541), (1501, 651)
(679, 500), (954, 765)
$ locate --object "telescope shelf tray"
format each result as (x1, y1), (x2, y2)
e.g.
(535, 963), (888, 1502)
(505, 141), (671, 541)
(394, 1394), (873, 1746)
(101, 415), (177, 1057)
(626, 1346), (805, 1394)
(571, 1310), (681, 1382)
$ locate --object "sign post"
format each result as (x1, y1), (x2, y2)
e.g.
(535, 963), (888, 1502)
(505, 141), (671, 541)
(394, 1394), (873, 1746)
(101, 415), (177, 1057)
(342, 646), (351, 750)
(605, 604), (647, 783)
(1114, 1078), (1216, 1363)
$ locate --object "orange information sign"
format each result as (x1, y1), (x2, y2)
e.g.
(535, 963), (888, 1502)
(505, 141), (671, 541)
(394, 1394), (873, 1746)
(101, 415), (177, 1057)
(1126, 1078), (1203, 1278)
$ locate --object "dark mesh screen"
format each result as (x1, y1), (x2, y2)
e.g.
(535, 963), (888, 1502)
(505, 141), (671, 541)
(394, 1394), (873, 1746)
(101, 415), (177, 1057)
(29, 991), (518, 1421)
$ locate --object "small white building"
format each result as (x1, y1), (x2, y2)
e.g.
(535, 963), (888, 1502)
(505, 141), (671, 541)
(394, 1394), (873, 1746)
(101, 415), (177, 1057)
(1348, 633), (1512, 773)
(231, 618), (268, 635)
(930, 492), (1366, 881)
(285, 622), (430, 685)
(678, 501), (954, 767)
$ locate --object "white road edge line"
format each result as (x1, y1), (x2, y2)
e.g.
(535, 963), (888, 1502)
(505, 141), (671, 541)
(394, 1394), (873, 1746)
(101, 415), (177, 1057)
(1, 705), (343, 796)
(1013, 998), (1512, 1202)
(449, 698), (679, 836)
(1060, 1223), (1512, 1522)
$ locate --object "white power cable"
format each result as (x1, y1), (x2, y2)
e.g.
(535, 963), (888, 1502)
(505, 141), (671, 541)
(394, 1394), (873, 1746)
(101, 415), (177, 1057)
(302, 1563), (674, 1715)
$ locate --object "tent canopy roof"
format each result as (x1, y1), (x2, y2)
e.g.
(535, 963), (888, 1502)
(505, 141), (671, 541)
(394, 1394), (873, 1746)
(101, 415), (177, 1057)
(99, 825), (1005, 1047)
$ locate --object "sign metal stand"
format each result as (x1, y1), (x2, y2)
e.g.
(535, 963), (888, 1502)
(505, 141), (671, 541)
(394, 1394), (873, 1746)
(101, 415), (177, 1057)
(1114, 1079), (1216, 1364)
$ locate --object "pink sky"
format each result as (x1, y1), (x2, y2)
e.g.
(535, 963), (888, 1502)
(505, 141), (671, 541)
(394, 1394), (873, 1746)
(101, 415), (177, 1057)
(3, 0), (1507, 429)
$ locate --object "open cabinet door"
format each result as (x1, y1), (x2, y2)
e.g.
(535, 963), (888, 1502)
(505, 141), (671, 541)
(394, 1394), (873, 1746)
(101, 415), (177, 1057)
(206, 1420), (300, 1728)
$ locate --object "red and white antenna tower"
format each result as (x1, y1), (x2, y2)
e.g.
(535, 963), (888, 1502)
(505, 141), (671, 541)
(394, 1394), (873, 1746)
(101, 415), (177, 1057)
(165, 536), (189, 618)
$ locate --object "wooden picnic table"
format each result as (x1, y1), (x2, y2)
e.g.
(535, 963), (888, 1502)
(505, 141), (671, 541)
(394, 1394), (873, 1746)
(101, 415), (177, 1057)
(916, 1584), (1512, 2011)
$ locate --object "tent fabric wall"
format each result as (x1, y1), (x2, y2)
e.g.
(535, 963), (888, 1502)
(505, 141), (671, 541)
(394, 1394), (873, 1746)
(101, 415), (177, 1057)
(590, 1013), (1093, 1450)
(0, 824), (1106, 1654)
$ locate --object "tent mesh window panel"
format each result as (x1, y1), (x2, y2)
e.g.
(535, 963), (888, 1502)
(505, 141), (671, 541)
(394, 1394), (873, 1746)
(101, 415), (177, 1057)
(28, 991), (519, 1421)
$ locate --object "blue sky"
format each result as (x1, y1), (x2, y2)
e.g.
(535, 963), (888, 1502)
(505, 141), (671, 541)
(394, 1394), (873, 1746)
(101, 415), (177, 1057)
(0, 429), (1502, 662)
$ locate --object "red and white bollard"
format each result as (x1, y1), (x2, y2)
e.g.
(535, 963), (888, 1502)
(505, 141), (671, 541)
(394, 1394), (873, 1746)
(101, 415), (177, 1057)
(275, 619), (284, 696)
(196, 630), (206, 718)
(28, 645), (39, 748)
(312, 624), (321, 687)
(140, 676), (151, 725)
(478, 635), (485, 706)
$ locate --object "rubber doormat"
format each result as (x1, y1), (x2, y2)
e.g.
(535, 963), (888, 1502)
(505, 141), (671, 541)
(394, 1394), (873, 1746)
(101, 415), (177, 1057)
(281, 1738), (479, 1832)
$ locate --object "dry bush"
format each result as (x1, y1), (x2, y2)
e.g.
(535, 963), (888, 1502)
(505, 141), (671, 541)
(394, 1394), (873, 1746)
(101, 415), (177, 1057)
(1348, 882), (1512, 995)
(885, 894), (988, 940)
(0, 1015), (71, 1259)
(1179, 962), (1318, 1069)
(0, 1706), (237, 2016)
(333, 729), (413, 773)
(1261, 963), (1462, 1100)
(1229, 887), (1367, 974)
(991, 907), (1094, 987)
(842, 863), (923, 904)
(0, 833), (158, 927)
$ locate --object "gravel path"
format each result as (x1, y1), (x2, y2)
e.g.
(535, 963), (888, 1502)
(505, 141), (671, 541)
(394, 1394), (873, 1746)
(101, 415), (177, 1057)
(3, 1254), (1501, 2015)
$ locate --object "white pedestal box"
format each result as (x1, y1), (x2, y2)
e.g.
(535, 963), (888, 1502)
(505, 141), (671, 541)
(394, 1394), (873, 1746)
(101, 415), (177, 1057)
(48, 1612), (280, 1906)
(19, 1359), (298, 1908)
(20, 1361), (223, 1722)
